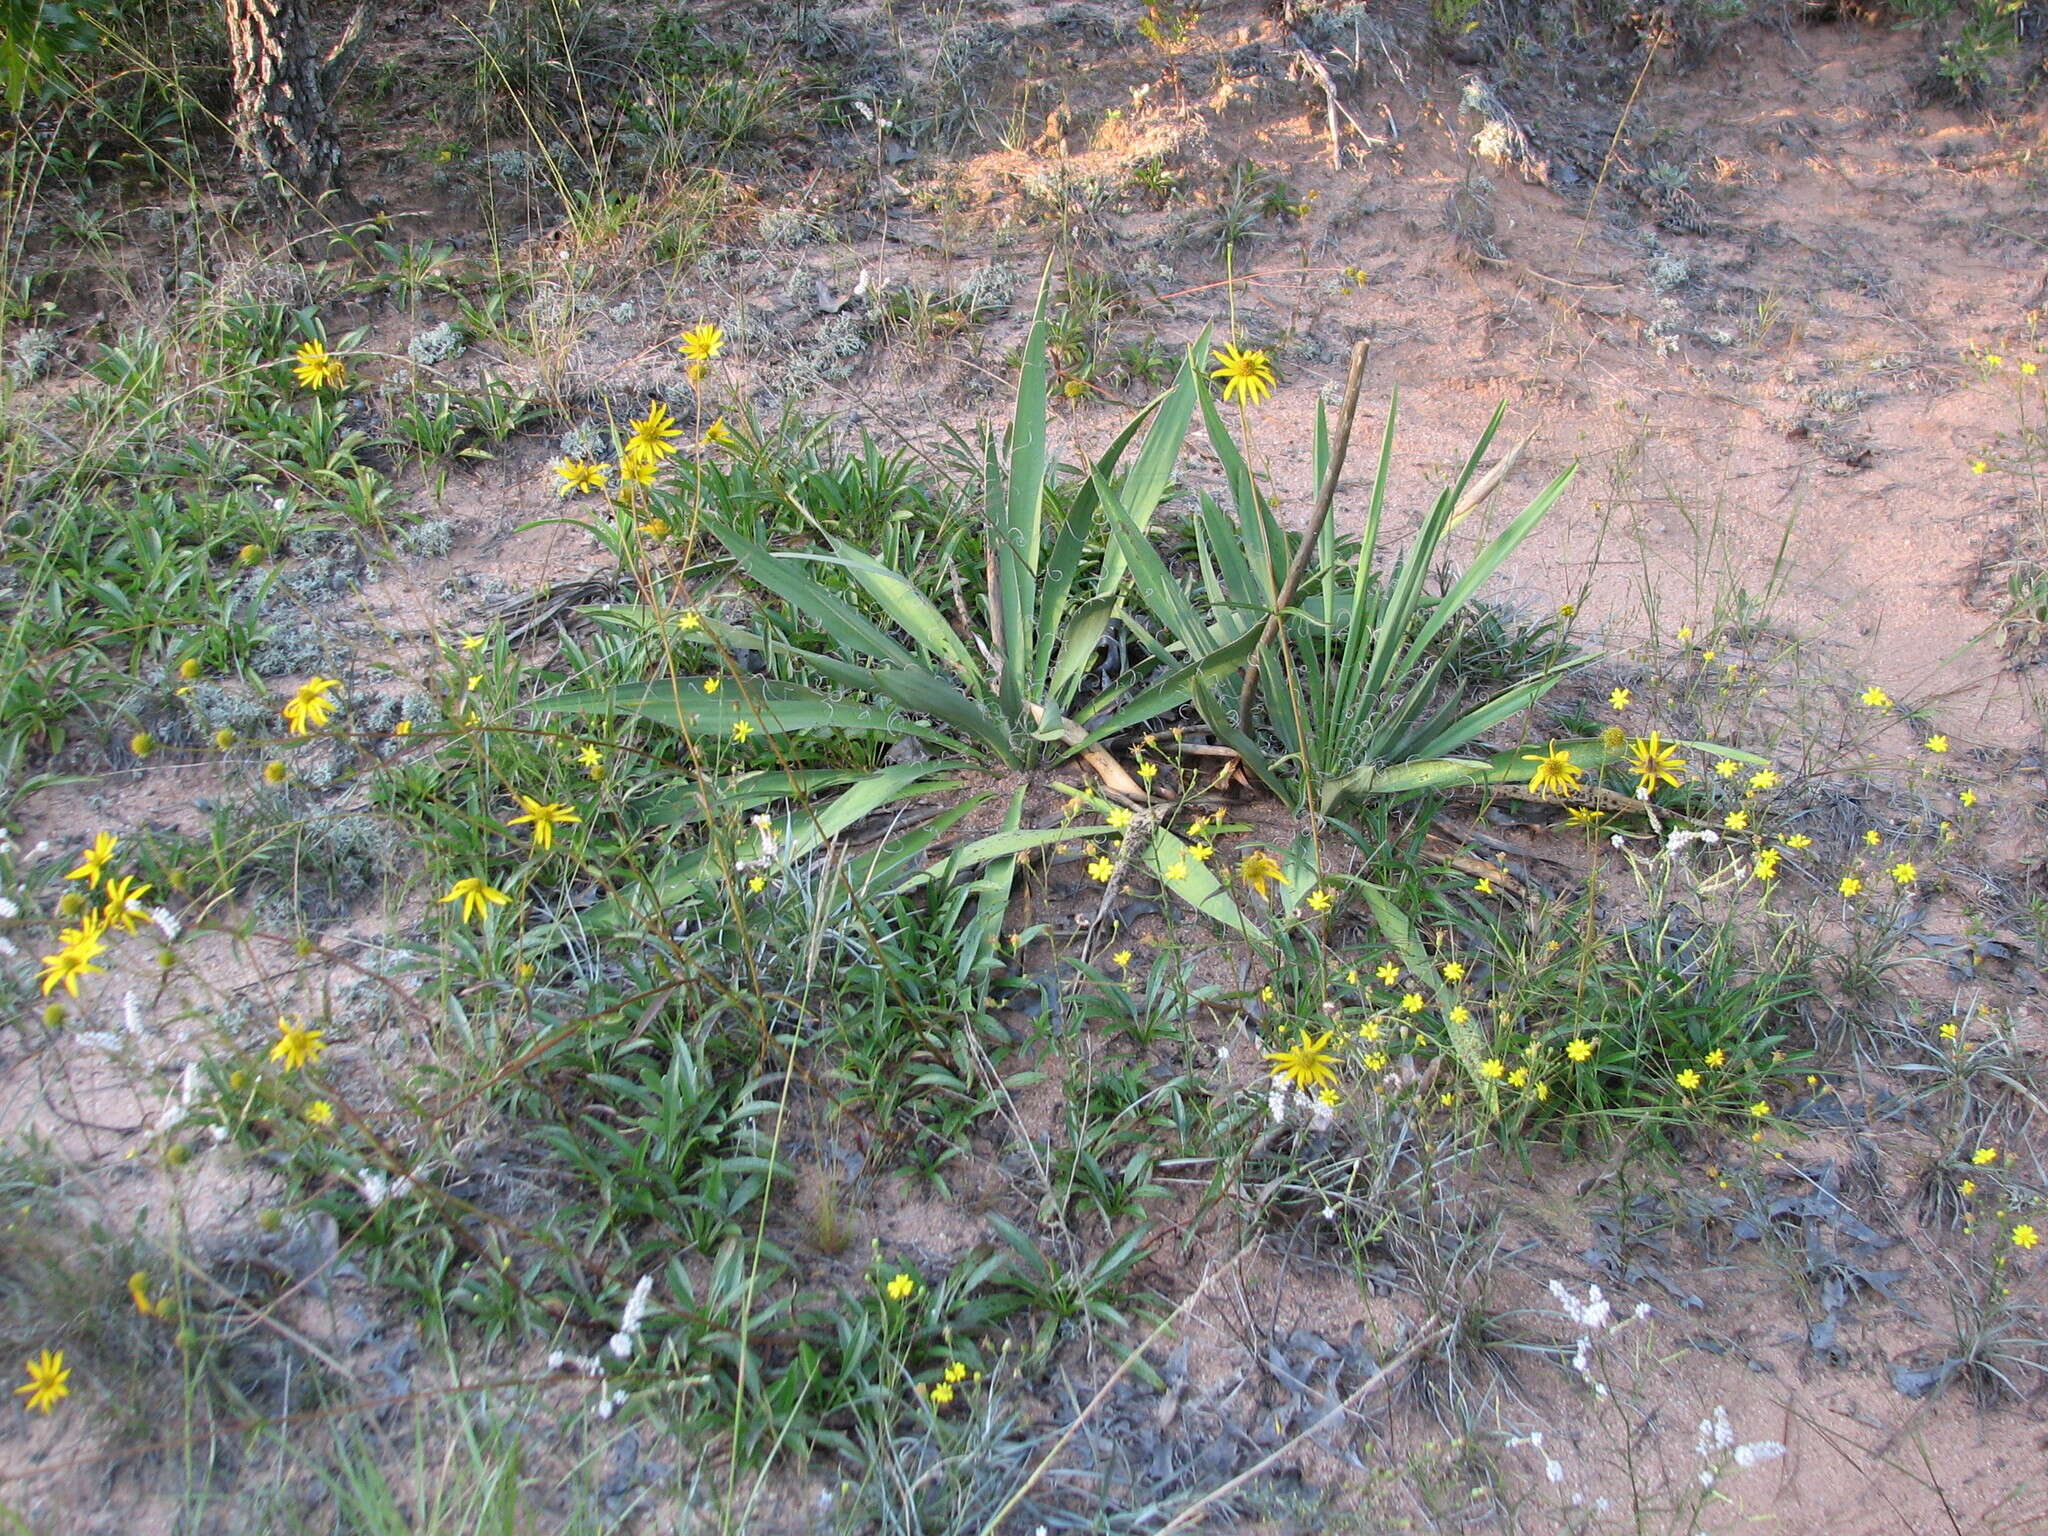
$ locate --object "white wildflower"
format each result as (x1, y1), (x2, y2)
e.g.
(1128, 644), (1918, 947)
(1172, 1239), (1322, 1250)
(158, 1062), (198, 1132)
(1732, 1440), (1785, 1468)
(608, 1274), (654, 1358)
(1696, 1405), (1735, 1458)
(149, 906), (181, 942)
(1267, 1080), (1333, 1131)
(1548, 1279), (1611, 1330)
(357, 1168), (418, 1210)
(0, 895), (17, 919)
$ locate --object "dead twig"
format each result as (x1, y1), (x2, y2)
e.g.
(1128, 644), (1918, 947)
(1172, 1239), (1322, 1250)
(1151, 1320), (1452, 1534)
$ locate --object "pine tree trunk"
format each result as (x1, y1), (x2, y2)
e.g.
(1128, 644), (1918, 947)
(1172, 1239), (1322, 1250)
(223, 0), (362, 220)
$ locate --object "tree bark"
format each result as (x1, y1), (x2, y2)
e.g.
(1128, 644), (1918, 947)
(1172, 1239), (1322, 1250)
(223, 0), (364, 222)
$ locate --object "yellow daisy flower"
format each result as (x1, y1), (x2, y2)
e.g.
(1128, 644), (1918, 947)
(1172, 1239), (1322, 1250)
(290, 340), (347, 390)
(439, 876), (511, 922)
(1264, 1029), (1339, 1093)
(1208, 343), (1276, 406)
(269, 1016), (326, 1072)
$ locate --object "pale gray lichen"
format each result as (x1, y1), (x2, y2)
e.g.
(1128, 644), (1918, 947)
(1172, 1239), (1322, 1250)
(396, 519), (455, 557)
(1648, 255), (1692, 295)
(406, 321), (465, 366)
(558, 422), (607, 461)
(814, 313), (869, 361)
(213, 258), (310, 307)
(237, 802), (393, 924)
(346, 690), (436, 759)
(439, 571), (518, 608)
(759, 207), (822, 248)
(1808, 385), (1871, 416)
(286, 527), (350, 560)
(523, 282), (582, 336)
(957, 263), (1015, 318)
(277, 555), (363, 604)
(249, 621), (334, 676)
(179, 682), (274, 740)
(6, 328), (58, 386)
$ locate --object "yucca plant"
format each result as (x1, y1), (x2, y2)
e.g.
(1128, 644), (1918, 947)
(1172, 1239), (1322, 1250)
(1105, 381), (1594, 811)
(554, 282), (1255, 771)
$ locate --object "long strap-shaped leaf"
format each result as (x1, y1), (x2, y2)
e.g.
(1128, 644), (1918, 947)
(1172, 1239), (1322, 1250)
(588, 760), (956, 924)
(1359, 403), (1505, 697)
(1096, 360), (1197, 592)
(1397, 659), (1587, 765)
(1332, 404), (1400, 709)
(709, 519), (924, 672)
(800, 654), (1010, 762)
(1385, 464), (1577, 683)
(533, 680), (956, 747)
(808, 540), (984, 687)
(992, 278), (1053, 719)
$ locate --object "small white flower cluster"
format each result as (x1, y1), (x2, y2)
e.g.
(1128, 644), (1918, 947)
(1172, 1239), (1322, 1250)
(0, 894), (17, 959)
(1548, 1278), (1611, 1330)
(78, 989), (151, 1056)
(736, 813), (782, 875)
(549, 1276), (655, 1421)
(549, 1346), (628, 1412)
(1506, 1430), (1565, 1486)
(158, 1063), (200, 1133)
(1265, 1078), (1334, 1132)
(1548, 1280), (1653, 1399)
(608, 1274), (654, 1359)
(357, 1168), (419, 1209)
(1695, 1404), (1785, 1487)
